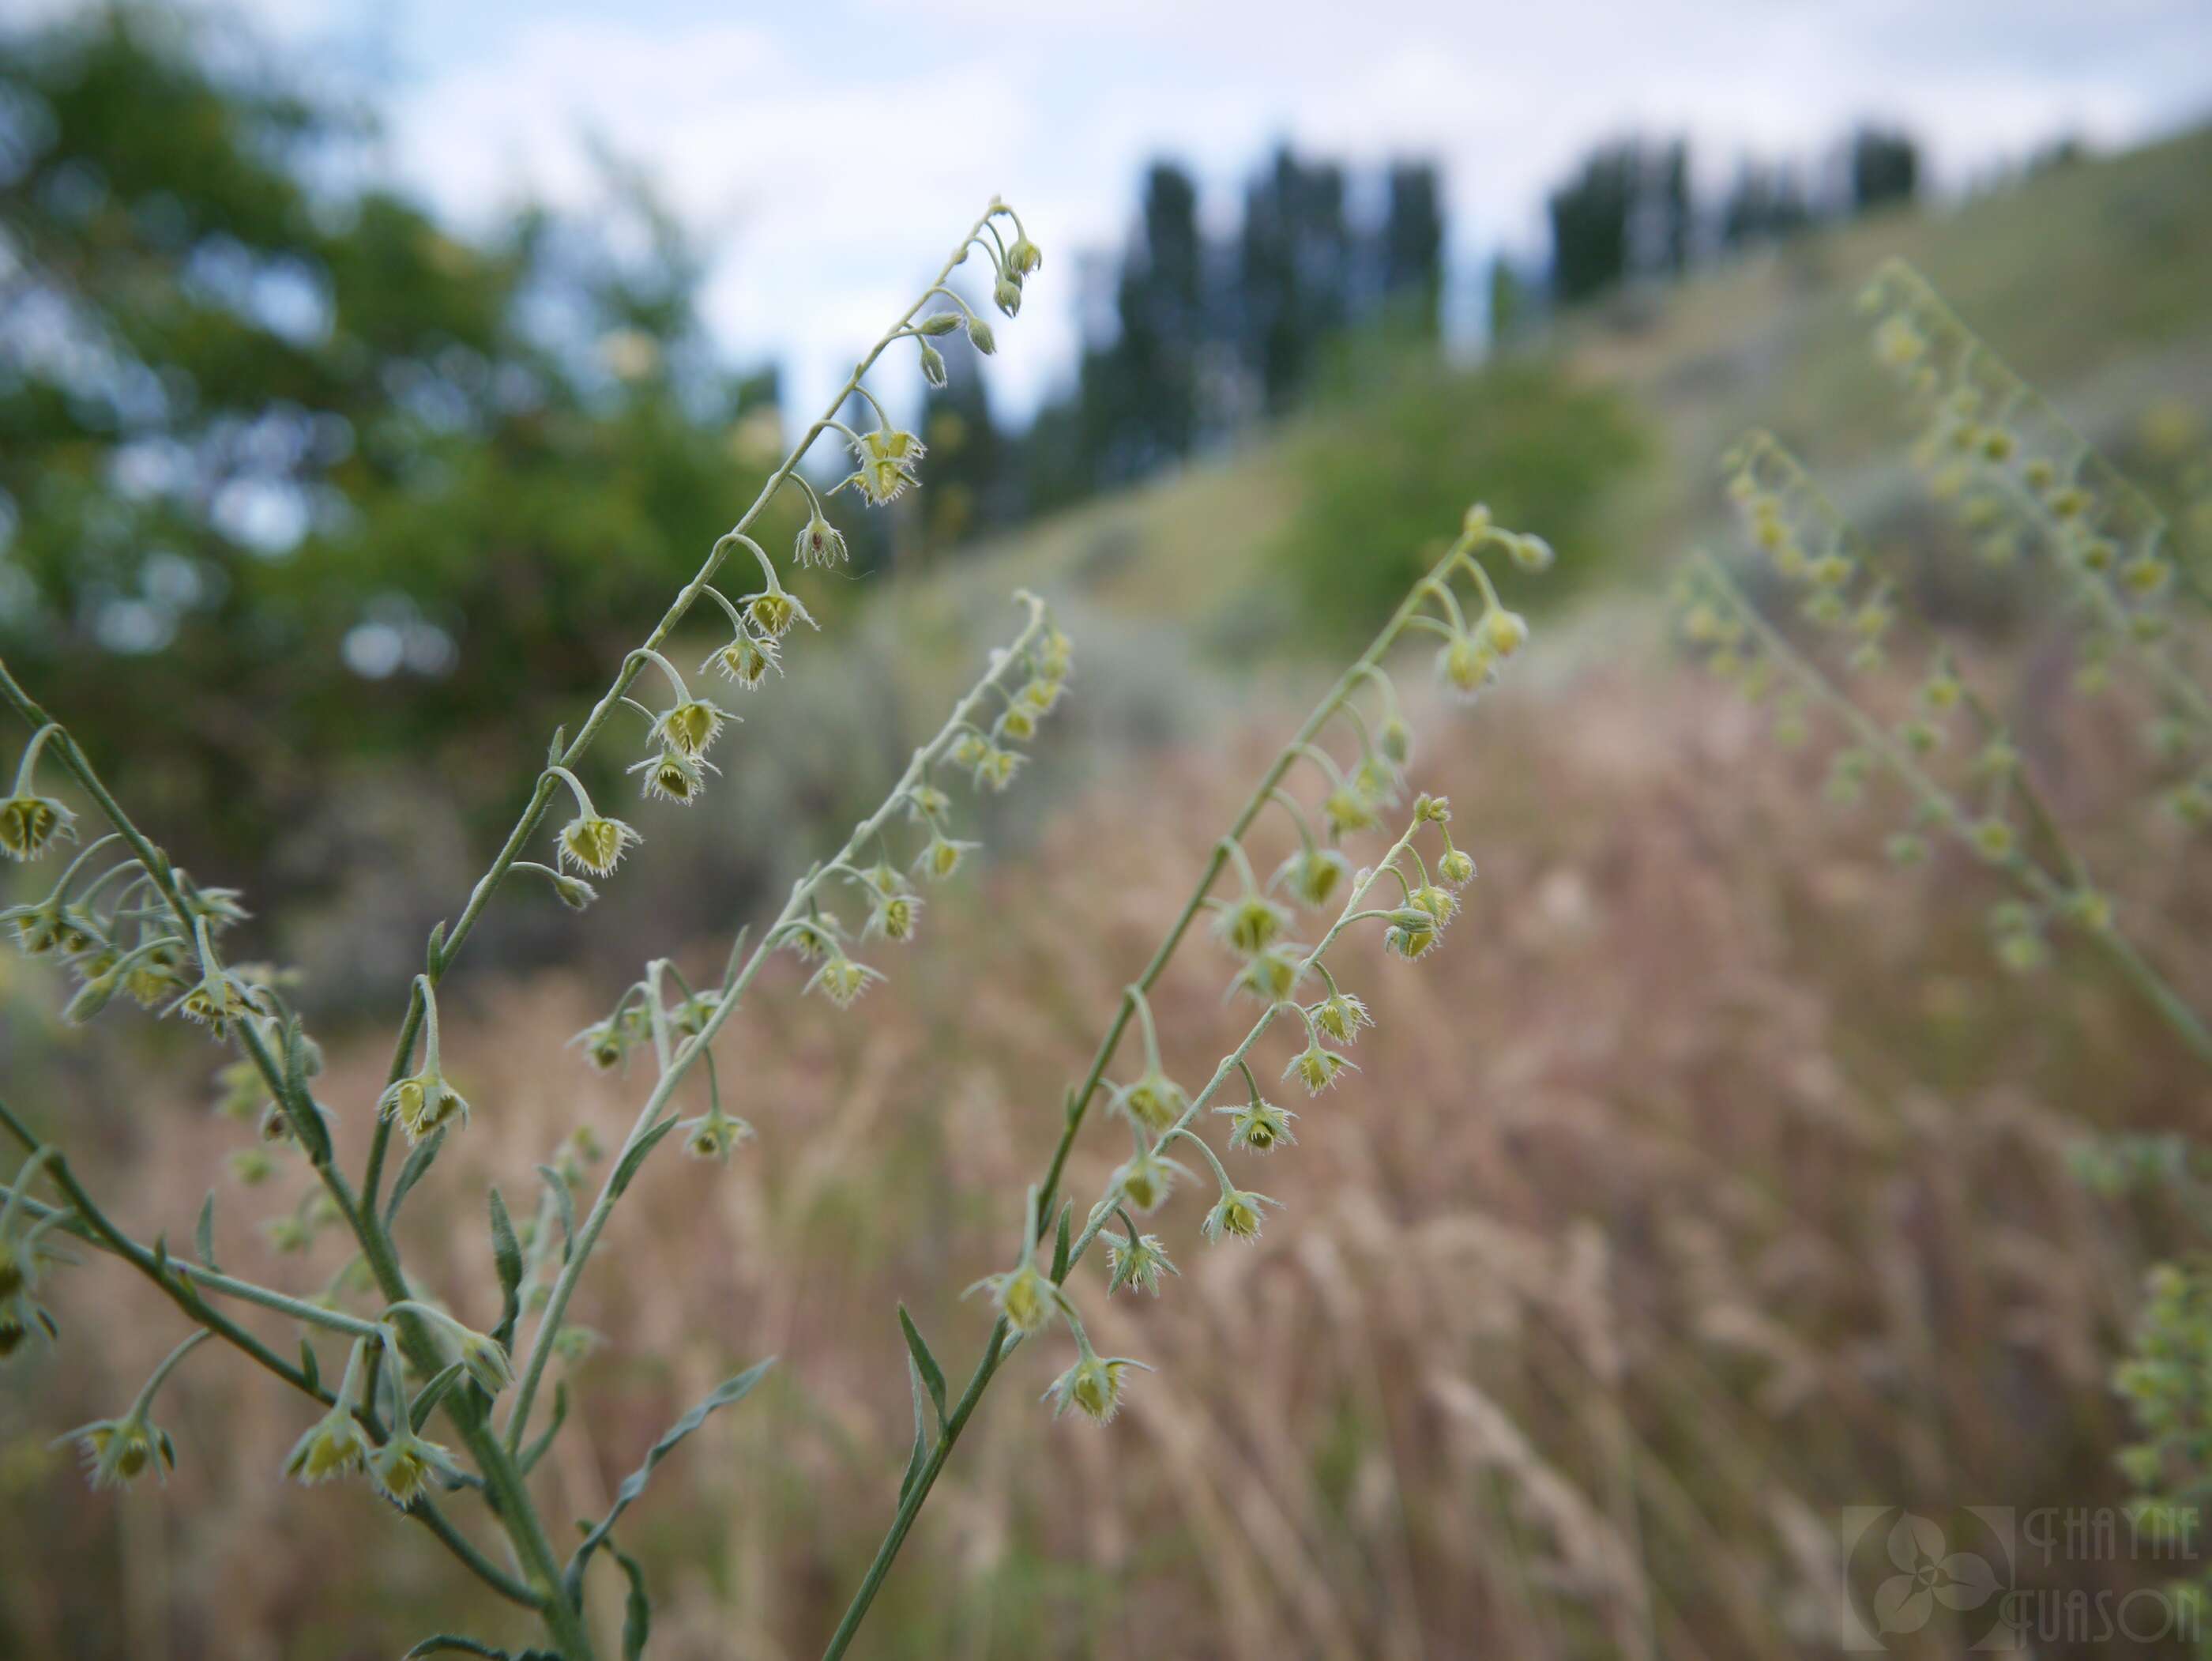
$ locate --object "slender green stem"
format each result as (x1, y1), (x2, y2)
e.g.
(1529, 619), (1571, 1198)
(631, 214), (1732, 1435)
(356, 201), (1016, 1231)
(819, 541), (1484, 1655)
(503, 593), (1051, 1452)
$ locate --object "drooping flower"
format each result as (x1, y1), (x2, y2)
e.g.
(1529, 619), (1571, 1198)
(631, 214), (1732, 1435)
(1109, 1070), (1188, 1136)
(1284, 1040), (1356, 1096)
(679, 1106), (754, 1163)
(1202, 1185), (1280, 1243)
(1310, 990), (1374, 1045)
(1212, 891), (1292, 955)
(806, 952), (882, 1009)
(968, 1258), (1061, 1337)
(1273, 845), (1352, 910)
(796, 512), (849, 569)
(1219, 1094), (1297, 1154)
(702, 629), (781, 691)
(1110, 1142), (1188, 1213)
(1105, 1231), (1177, 1296)
(1042, 1347), (1147, 1424)
(550, 769), (641, 877)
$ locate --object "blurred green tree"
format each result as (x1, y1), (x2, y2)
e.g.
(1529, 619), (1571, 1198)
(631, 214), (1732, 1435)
(0, 6), (788, 876)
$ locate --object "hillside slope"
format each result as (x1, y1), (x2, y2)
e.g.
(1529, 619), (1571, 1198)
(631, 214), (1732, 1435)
(911, 123), (2212, 651)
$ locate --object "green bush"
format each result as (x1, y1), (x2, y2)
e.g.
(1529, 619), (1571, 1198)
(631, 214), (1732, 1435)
(1273, 355), (1647, 642)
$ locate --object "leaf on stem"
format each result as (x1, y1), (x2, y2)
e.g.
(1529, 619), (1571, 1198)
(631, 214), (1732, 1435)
(898, 1305), (947, 1428)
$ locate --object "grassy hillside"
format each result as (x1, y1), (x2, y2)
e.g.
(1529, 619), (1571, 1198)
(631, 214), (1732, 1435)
(920, 124), (2212, 653)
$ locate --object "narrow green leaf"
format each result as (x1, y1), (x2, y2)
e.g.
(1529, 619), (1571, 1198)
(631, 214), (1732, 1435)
(425, 922), (447, 976)
(403, 1637), (510, 1660)
(487, 1186), (523, 1350)
(898, 1356), (929, 1505)
(547, 725), (567, 766)
(299, 1337), (321, 1395)
(194, 1192), (218, 1271)
(608, 1117), (679, 1199)
(612, 1544), (652, 1660)
(520, 1381), (569, 1475)
(568, 1358), (777, 1589)
(897, 1305), (947, 1428)
(412, 1361), (467, 1433)
(537, 1165), (576, 1264)
(385, 1127), (447, 1230)
(1051, 1200), (1072, 1284)
(151, 1233), (169, 1283)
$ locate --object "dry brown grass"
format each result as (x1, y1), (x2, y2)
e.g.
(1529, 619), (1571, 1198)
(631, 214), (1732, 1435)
(6, 618), (2208, 1659)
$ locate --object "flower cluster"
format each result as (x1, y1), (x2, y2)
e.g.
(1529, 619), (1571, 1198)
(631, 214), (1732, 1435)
(988, 512), (1537, 1426)
(1683, 431), (2122, 978)
(1857, 259), (2211, 826)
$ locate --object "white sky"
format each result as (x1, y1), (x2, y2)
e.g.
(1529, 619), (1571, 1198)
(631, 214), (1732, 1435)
(68, 2), (2212, 423)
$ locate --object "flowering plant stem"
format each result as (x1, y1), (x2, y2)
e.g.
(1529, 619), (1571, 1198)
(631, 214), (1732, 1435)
(1690, 548), (2212, 1070)
(358, 200), (1014, 1220)
(818, 530), (1500, 1659)
(0, 196), (1050, 1661)
(502, 593), (1051, 1453)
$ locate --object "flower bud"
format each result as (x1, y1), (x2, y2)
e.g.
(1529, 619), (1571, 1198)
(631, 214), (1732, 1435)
(1106, 1232), (1176, 1296)
(570, 1018), (628, 1072)
(1202, 1185), (1279, 1243)
(915, 832), (980, 881)
(1508, 533), (1556, 574)
(1483, 608), (1529, 657)
(285, 1402), (371, 1486)
(919, 343), (949, 388)
(1284, 1040), (1356, 1095)
(974, 745), (1024, 793)
(1231, 943), (1308, 1004)
(369, 1428), (457, 1508)
(0, 793), (75, 861)
(1322, 787), (1380, 836)
(680, 1107), (754, 1162)
(1439, 847), (1476, 887)
(1213, 892), (1291, 955)
(1006, 235), (1043, 276)
(866, 890), (922, 943)
(806, 952), (882, 1008)
(630, 747), (717, 805)
(654, 697), (729, 759)
(1383, 913), (1439, 960)
(1273, 846), (1351, 910)
(559, 810), (641, 876)
(70, 1415), (176, 1490)
(1109, 1070), (1187, 1136)
(1311, 989), (1372, 1043)
(747, 587), (816, 639)
(917, 311), (962, 336)
(1438, 633), (1496, 702)
(1219, 1094), (1297, 1153)
(993, 275), (1022, 318)
(972, 1260), (1060, 1336)
(704, 629), (782, 690)
(1043, 1350), (1144, 1423)
(966, 314), (997, 355)
(378, 1067), (472, 1146)
(1111, 1143), (1185, 1212)
(1968, 818), (2016, 862)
